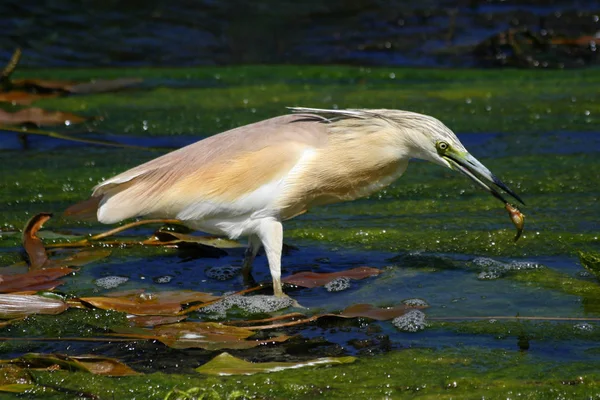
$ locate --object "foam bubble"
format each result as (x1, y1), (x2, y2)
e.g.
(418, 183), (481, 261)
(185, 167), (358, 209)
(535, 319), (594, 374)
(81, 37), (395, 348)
(574, 323), (594, 332)
(402, 298), (429, 307)
(474, 257), (544, 280)
(325, 277), (351, 292)
(392, 309), (427, 332)
(205, 265), (240, 281)
(153, 275), (173, 284)
(201, 295), (294, 318)
(95, 276), (128, 289)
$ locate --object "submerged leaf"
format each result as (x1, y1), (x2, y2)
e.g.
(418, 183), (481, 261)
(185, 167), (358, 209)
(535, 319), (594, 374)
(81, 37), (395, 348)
(11, 77), (142, 94)
(282, 267), (382, 288)
(0, 91), (59, 105)
(0, 364), (34, 393)
(16, 353), (138, 376)
(22, 212), (52, 270)
(0, 108), (88, 127)
(80, 290), (219, 315)
(196, 352), (356, 376)
(0, 294), (68, 318)
(113, 322), (290, 350)
(0, 267), (75, 293)
(579, 251), (600, 280)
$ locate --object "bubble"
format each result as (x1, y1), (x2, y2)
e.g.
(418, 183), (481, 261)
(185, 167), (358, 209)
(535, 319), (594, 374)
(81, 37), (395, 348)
(474, 257), (544, 280)
(402, 298), (429, 307)
(201, 295), (294, 318)
(325, 277), (351, 292)
(205, 265), (240, 281)
(574, 323), (594, 332)
(392, 310), (427, 332)
(95, 276), (128, 289)
(153, 275), (173, 284)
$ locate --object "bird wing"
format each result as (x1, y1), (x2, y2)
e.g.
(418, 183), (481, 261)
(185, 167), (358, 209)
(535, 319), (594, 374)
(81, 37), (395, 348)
(69, 114), (328, 224)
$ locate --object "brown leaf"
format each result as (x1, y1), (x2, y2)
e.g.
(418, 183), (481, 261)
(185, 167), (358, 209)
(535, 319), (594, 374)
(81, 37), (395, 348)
(282, 266), (382, 288)
(0, 107), (88, 127)
(338, 303), (425, 321)
(21, 213), (52, 270)
(80, 290), (219, 316)
(127, 314), (187, 328)
(150, 230), (243, 249)
(0, 91), (59, 105)
(0, 267), (75, 293)
(113, 322), (290, 350)
(0, 294), (68, 318)
(17, 353), (138, 376)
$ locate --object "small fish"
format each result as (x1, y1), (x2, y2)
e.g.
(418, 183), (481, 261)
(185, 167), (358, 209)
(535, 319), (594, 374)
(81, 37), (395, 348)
(505, 203), (525, 242)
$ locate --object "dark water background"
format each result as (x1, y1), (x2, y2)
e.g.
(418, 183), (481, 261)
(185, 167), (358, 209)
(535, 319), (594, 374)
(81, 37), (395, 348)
(2, 0), (600, 68)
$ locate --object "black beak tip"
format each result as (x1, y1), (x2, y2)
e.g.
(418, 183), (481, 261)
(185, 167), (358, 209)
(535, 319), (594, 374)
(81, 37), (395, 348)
(493, 176), (525, 206)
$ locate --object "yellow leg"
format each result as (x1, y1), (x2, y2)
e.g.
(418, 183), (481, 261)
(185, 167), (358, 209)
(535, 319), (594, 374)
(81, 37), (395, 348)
(256, 218), (285, 297)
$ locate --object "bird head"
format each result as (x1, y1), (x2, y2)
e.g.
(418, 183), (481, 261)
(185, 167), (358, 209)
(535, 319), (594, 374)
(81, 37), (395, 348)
(391, 110), (524, 206)
(289, 107), (524, 206)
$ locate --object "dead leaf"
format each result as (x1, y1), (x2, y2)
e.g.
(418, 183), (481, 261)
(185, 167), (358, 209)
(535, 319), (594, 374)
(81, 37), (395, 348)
(0, 91), (59, 105)
(80, 290), (219, 316)
(21, 213), (52, 270)
(16, 353), (138, 376)
(282, 267), (382, 288)
(0, 294), (68, 318)
(127, 314), (187, 328)
(150, 230), (243, 249)
(0, 267), (75, 293)
(112, 322), (290, 350)
(0, 108), (89, 127)
(338, 303), (426, 321)
(195, 352), (356, 376)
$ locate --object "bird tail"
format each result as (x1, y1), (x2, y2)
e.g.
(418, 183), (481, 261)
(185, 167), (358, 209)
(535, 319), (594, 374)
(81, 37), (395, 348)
(64, 195), (102, 221)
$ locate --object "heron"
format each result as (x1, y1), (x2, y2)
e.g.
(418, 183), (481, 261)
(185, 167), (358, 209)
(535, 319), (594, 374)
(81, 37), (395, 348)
(66, 108), (524, 297)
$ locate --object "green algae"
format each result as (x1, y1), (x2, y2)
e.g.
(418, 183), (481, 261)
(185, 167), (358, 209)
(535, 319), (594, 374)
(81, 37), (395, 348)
(1, 65), (599, 399)
(20, 347), (600, 399)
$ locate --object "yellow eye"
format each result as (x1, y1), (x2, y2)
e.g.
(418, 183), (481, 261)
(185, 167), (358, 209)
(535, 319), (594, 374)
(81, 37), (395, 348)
(437, 141), (449, 152)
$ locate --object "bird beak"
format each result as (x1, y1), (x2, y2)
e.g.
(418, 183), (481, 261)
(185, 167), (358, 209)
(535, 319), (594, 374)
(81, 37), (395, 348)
(443, 151), (525, 206)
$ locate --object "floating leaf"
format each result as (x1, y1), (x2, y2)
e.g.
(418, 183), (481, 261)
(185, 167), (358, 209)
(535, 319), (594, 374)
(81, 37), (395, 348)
(282, 267), (382, 288)
(80, 290), (219, 316)
(16, 353), (138, 376)
(0, 294), (68, 318)
(0, 267), (75, 293)
(338, 303), (426, 321)
(0, 108), (89, 127)
(196, 352), (356, 376)
(127, 314), (187, 328)
(21, 213), (52, 270)
(113, 322), (290, 350)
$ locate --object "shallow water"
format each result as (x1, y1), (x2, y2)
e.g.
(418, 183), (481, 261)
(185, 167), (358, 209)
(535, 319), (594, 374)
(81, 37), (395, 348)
(1, 66), (599, 398)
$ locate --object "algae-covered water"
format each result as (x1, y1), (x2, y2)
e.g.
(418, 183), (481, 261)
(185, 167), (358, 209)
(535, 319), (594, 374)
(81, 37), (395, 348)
(1, 66), (600, 398)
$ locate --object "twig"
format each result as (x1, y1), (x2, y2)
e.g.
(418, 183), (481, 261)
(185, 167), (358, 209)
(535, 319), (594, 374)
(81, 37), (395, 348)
(226, 312), (307, 326)
(87, 219), (184, 241)
(0, 125), (151, 150)
(243, 315), (321, 330)
(0, 48), (21, 86)
(429, 316), (600, 321)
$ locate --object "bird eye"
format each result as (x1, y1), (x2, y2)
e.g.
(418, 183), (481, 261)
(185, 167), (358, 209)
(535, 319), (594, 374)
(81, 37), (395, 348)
(437, 141), (449, 152)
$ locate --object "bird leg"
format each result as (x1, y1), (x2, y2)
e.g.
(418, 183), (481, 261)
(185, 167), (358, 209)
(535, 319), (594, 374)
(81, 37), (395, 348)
(256, 218), (284, 297)
(241, 234), (261, 287)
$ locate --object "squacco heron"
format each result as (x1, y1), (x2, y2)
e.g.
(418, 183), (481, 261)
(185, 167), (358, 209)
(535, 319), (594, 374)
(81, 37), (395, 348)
(67, 108), (523, 297)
